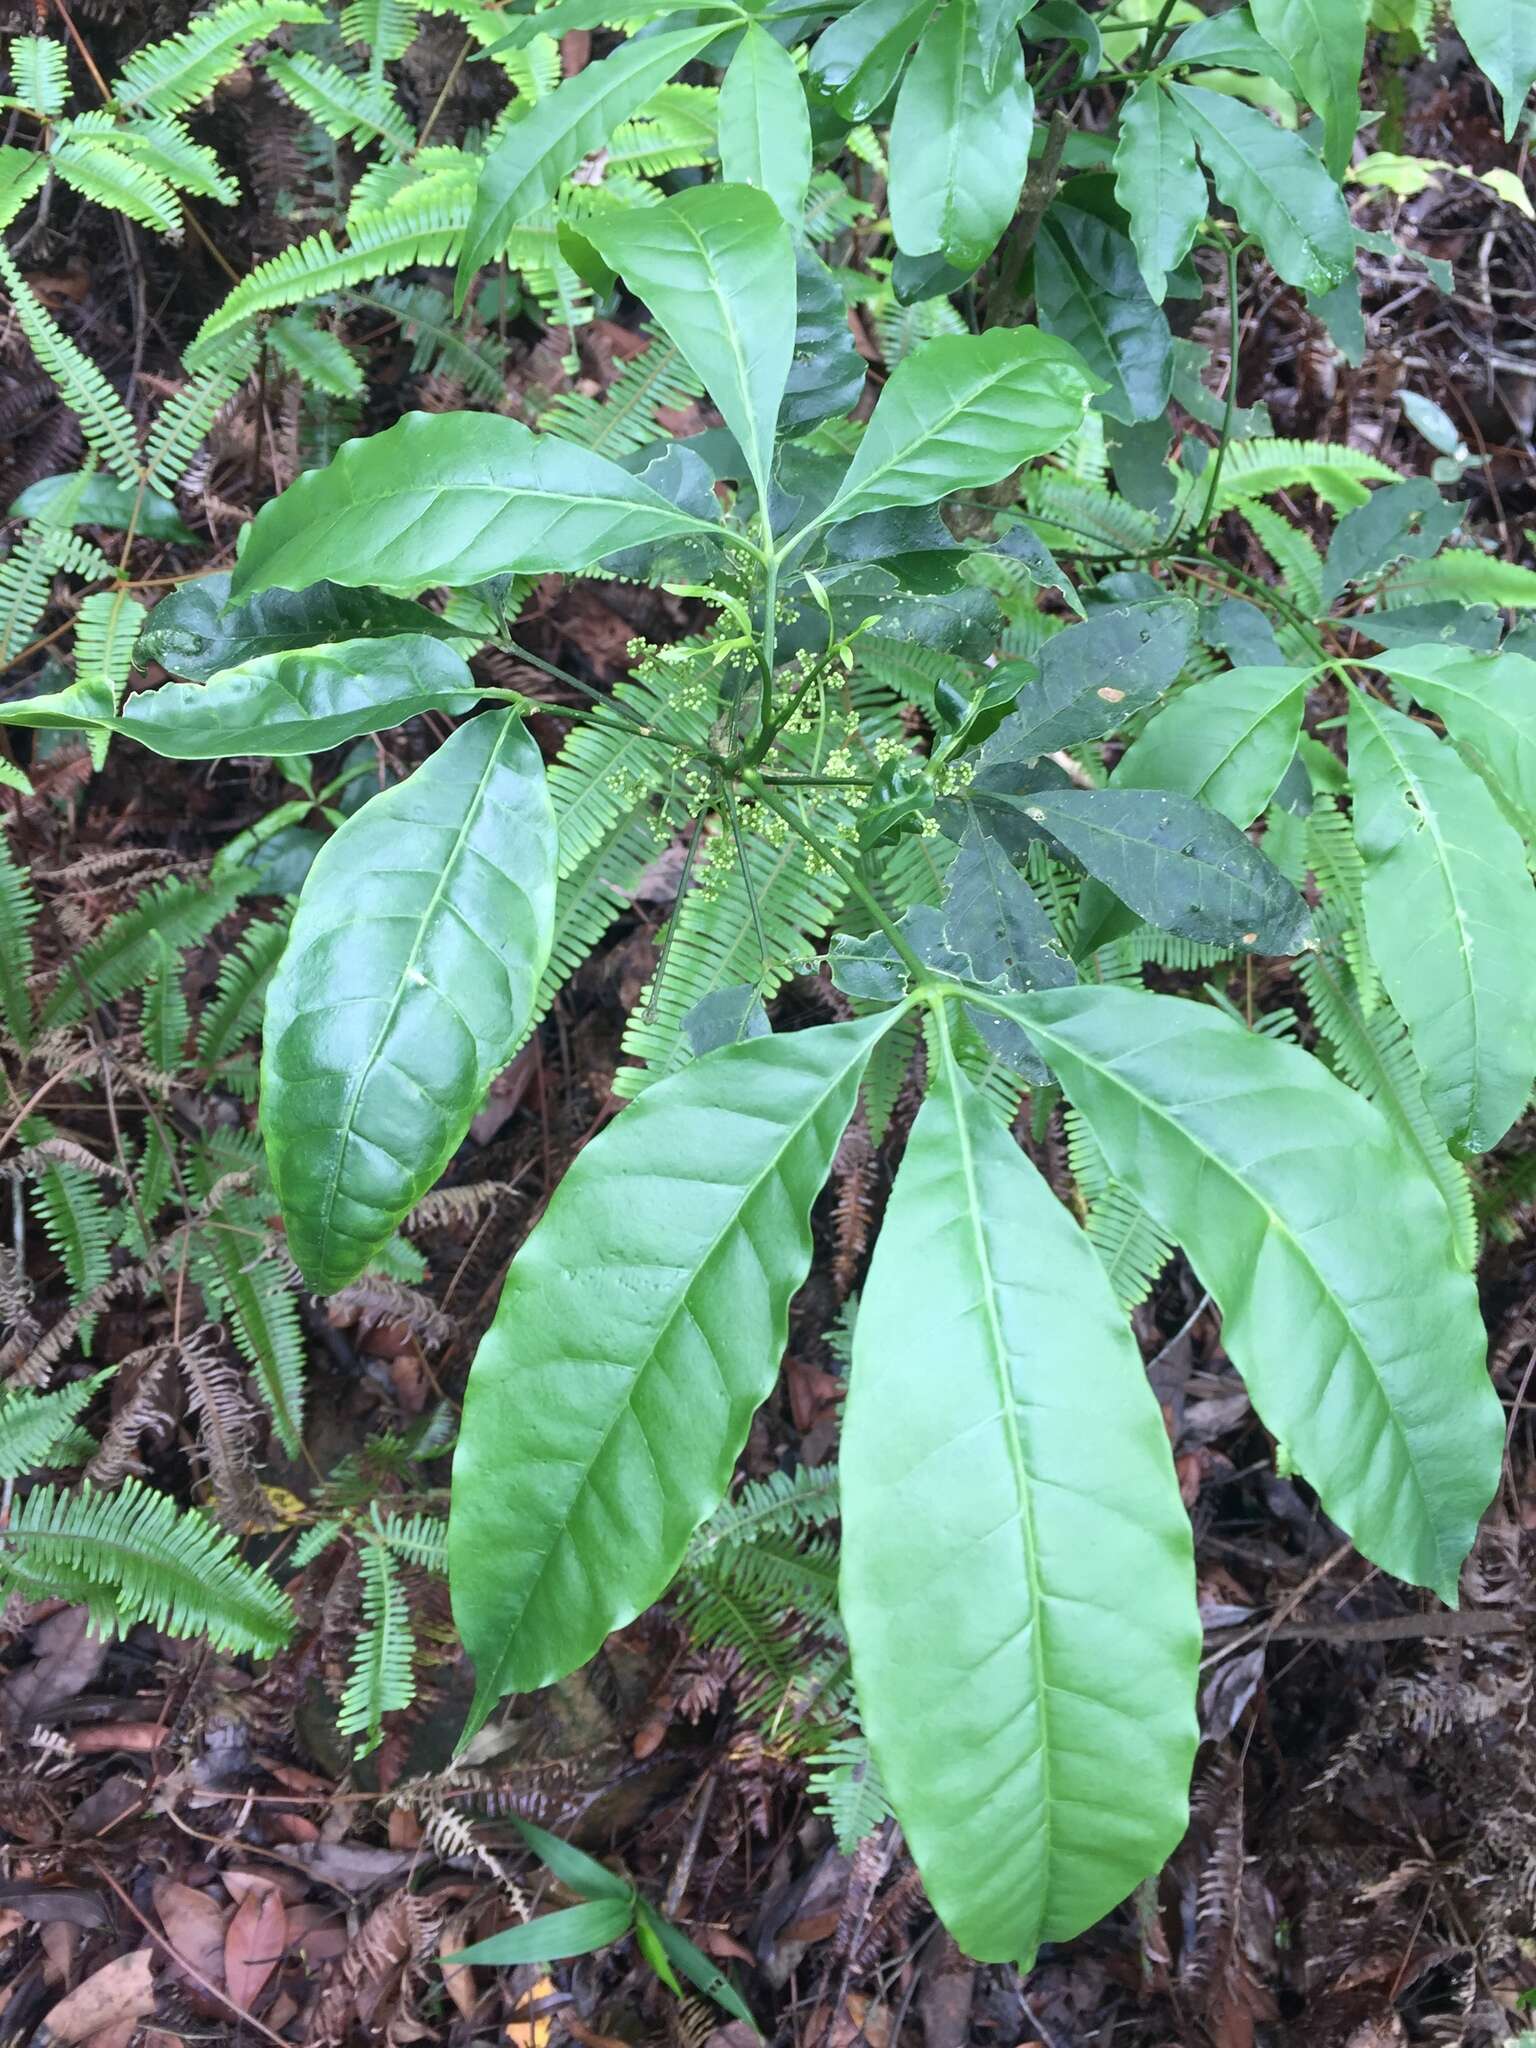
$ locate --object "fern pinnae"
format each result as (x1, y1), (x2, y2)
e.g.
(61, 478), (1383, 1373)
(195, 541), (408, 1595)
(0, 1478), (292, 1652)
(338, 1537), (416, 1754)
(40, 872), (249, 1030)
(111, 0), (326, 115)
(51, 139), (184, 235)
(0, 1369), (111, 1481)
(197, 910), (291, 1074)
(540, 329), (702, 457)
(263, 51), (415, 155)
(190, 1217), (306, 1456)
(0, 832), (40, 1052)
(0, 250), (140, 487)
(142, 333), (259, 492)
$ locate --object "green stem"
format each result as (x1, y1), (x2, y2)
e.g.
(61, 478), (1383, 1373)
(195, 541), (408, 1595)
(1197, 235), (1249, 537)
(743, 772), (929, 984)
(1135, 0), (1183, 70)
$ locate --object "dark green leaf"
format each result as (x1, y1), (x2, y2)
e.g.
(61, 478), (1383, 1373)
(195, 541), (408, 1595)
(1112, 665), (1307, 826)
(1356, 602), (1501, 653)
(454, 24), (721, 304)
(780, 245), (866, 438)
(231, 413), (717, 599)
(512, 1818), (635, 1902)
(809, 0), (934, 118)
(1168, 82), (1355, 292)
(261, 710), (557, 1291)
(1251, 0), (1368, 178)
(1021, 0), (1101, 76)
(1112, 82), (1206, 301)
(841, 1021), (1198, 1963)
(1348, 691), (1536, 1155)
(11, 470), (194, 541)
(443, 1897), (634, 1967)
(1004, 787), (1312, 951)
(1013, 983), (1504, 1600)
(1321, 480), (1461, 607)
(1450, 0), (1536, 140)
(683, 984), (772, 1054)
(584, 184), (796, 502)
(977, 598), (1196, 761)
(449, 1013), (900, 1724)
(133, 575), (461, 682)
(1035, 203), (1173, 424)
(888, 0), (1034, 271)
(1163, 5), (1303, 96)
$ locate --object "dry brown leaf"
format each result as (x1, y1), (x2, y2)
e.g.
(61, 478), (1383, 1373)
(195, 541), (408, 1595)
(223, 1879), (286, 2013)
(152, 1879), (225, 1988)
(43, 1948), (156, 2044)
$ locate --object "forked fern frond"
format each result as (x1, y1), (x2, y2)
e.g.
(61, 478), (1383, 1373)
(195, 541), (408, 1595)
(0, 1478), (292, 1652)
(378, 1510), (448, 1570)
(52, 138), (183, 234)
(1242, 502), (1324, 620)
(340, 0), (418, 61)
(355, 281), (507, 401)
(0, 248), (140, 485)
(111, 0), (325, 115)
(268, 313), (365, 399)
(808, 1733), (892, 1852)
(1020, 474), (1161, 555)
(197, 910), (290, 1076)
(25, 1126), (115, 1319)
(0, 524), (113, 660)
(1064, 1107), (1174, 1309)
(0, 1370), (109, 1480)
(8, 35), (70, 117)
(189, 1212), (306, 1455)
(264, 51), (415, 154)
(141, 931), (192, 1074)
(1211, 437), (1397, 514)
(142, 332), (258, 491)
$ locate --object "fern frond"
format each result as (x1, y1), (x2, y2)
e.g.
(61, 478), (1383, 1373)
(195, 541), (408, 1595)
(338, 1538), (416, 1754)
(1064, 1107), (1174, 1309)
(142, 331), (257, 492)
(600, 84), (717, 176)
(264, 51), (414, 153)
(7, 35), (69, 116)
(1384, 547), (1536, 611)
(616, 809), (848, 1095)
(189, 1215), (306, 1455)
(0, 830), (39, 1052)
(0, 1370), (109, 1480)
(75, 587), (148, 718)
(1305, 796), (1377, 1004)
(689, 1465), (840, 1559)
(292, 1516), (345, 1568)
(545, 681), (682, 882)
(189, 188), (469, 355)
(0, 523), (113, 659)
(0, 1478), (292, 1652)
(108, 115), (240, 205)
(341, 0), (418, 61)
(197, 910), (289, 1073)
(521, 808), (662, 1049)
(354, 281), (506, 401)
(377, 1510), (448, 1570)
(40, 872), (247, 1029)
(808, 1733), (892, 1853)
(1212, 437), (1397, 514)
(540, 329), (701, 457)
(0, 248), (140, 486)
(52, 137), (184, 234)
(26, 1131), (115, 1318)
(1299, 953), (1476, 1265)
(804, 167), (873, 240)
(1241, 502), (1324, 619)
(860, 1009), (918, 1145)
(268, 312), (364, 398)
(112, 1), (326, 115)
(1020, 474), (1161, 554)
(873, 292), (964, 367)
(141, 931), (191, 1073)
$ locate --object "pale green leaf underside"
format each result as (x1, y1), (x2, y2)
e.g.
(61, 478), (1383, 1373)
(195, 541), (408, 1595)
(1112, 665), (1306, 826)
(841, 1029), (1198, 1965)
(449, 1011), (898, 1726)
(231, 411), (717, 599)
(1013, 984), (1502, 1601)
(1348, 691), (1536, 1156)
(261, 710), (557, 1292)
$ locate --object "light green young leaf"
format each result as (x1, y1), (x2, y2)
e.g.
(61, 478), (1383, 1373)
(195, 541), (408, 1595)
(454, 23), (721, 306)
(449, 1011), (899, 1729)
(720, 26), (812, 227)
(582, 185), (796, 503)
(813, 328), (1096, 531)
(888, 0), (1034, 271)
(1012, 983), (1503, 1600)
(1169, 82), (1356, 291)
(261, 710), (557, 1292)
(1251, 0), (1369, 178)
(1377, 642), (1536, 835)
(230, 412), (720, 598)
(1112, 82), (1207, 301)
(1450, 0), (1536, 140)
(840, 1017), (1197, 1965)
(1112, 665), (1307, 826)
(1348, 691), (1536, 1156)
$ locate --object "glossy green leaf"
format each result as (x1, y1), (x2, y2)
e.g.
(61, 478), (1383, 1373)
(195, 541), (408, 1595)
(1251, 0), (1368, 177)
(888, 0), (1034, 271)
(1112, 82), (1206, 301)
(1112, 665), (1307, 826)
(453, 23), (722, 305)
(840, 1018), (1198, 1965)
(105, 637), (480, 759)
(1377, 643), (1536, 835)
(720, 25), (812, 226)
(449, 1011), (899, 1727)
(1450, 0), (1536, 140)
(942, 825), (1075, 1078)
(444, 1897), (635, 1966)
(134, 574), (462, 682)
(813, 328), (1096, 531)
(1004, 787), (1312, 952)
(1162, 6), (1303, 97)
(808, 0), (933, 117)
(512, 1817), (634, 1901)
(583, 185), (796, 502)
(1348, 691), (1536, 1156)
(1034, 204), (1173, 424)
(1169, 82), (1356, 292)
(780, 245), (866, 437)
(978, 598), (1196, 761)
(261, 710), (557, 1292)
(1012, 983), (1503, 1600)
(230, 412), (718, 600)
(633, 1902), (758, 2032)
